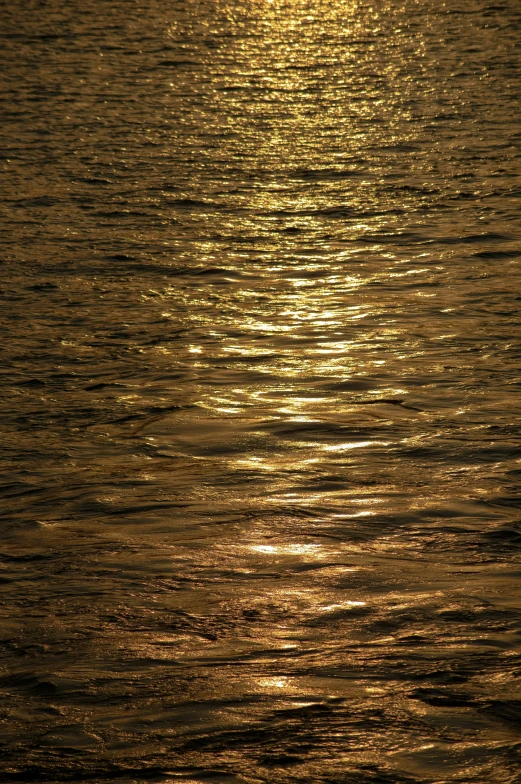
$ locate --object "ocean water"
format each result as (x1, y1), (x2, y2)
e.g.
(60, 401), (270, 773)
(1, 1), (521, 782)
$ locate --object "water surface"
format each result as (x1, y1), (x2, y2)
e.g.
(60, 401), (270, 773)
(1, 1), (521, 782)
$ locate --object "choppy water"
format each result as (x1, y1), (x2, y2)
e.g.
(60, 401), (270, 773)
(1, 0), (521, 782)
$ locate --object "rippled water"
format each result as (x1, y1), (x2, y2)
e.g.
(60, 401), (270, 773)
(1, 0), (521, 781)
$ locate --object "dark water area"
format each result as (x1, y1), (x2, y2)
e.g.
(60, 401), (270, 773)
(1, 0), (521, 781)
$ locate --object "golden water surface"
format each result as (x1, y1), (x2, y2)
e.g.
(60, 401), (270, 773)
(1, 0), (521, 782)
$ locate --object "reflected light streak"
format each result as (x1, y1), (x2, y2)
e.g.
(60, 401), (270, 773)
(322, 441), (391, 452)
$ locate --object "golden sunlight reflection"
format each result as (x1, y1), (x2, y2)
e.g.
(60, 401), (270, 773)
(321, 441), (391, 452)
(249, 543), (323, 556)
(319, 602), (366, 610)
(256, 677), (292, 692)
(4, 0), (521, 780)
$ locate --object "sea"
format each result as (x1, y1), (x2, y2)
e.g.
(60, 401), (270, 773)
(1, 1), (521, 782)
